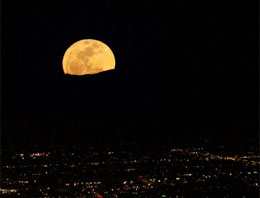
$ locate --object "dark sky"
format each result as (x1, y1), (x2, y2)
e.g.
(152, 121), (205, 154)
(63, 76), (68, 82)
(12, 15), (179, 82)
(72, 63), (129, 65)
(2, 1), (258, 144)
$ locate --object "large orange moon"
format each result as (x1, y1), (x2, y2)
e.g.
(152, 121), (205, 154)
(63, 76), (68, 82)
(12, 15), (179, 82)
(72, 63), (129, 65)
(62, 39), (115, 75)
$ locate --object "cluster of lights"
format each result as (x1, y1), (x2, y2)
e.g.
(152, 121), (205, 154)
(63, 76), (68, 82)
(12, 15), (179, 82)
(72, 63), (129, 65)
(0, 188), (17, 194)
(1, 145), (259, 197)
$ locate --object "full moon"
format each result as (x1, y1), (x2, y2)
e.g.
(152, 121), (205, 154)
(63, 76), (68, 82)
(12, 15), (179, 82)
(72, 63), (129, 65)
(62, 39), (115, 75)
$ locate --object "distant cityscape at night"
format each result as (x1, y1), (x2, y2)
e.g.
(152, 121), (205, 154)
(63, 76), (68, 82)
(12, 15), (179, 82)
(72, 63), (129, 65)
(2, 0), (257, 197)
(1, 139), (259, 197)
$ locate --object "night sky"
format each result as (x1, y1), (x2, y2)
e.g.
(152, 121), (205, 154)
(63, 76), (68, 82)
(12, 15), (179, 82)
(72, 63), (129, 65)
(2, 1), (258, 145)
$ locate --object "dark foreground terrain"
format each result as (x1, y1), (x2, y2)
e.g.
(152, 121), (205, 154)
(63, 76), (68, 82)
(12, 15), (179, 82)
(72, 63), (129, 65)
(1, 138), (259, 197)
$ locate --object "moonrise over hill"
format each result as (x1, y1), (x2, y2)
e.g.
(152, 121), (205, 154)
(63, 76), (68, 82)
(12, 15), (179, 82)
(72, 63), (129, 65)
(2, 1), (258, 197)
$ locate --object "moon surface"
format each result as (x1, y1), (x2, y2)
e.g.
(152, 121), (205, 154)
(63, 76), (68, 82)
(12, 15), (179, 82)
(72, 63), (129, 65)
(62, 39), (115, 75)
